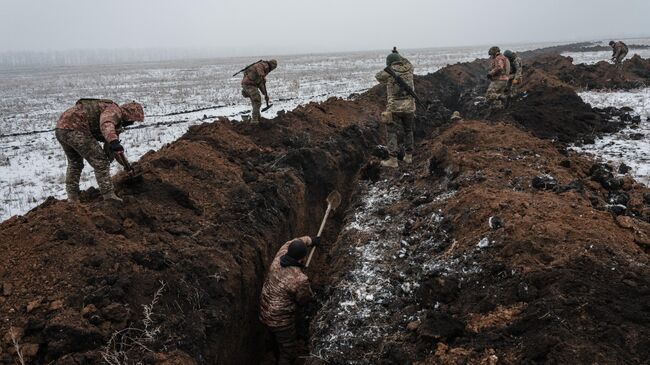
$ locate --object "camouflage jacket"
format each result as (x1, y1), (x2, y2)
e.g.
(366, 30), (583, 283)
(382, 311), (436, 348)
(259, 238), (313, 328)
(488, 54), (511, 81)
(242, 62), (271, 89)
(612, 42), (629, 59)
(375, 59), (416, 113)
(507, 54), (523, 80)
(56, 99), (122, 143)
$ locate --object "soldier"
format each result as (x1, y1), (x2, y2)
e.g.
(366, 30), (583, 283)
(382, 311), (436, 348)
(55, 99), (144, 203)
(241, 59), (278, 123)
(609, 40), (629, 65)
(503, 50), (523, 103)
(485, 46), (511, 110)
(260, 236), (319, 365)
(375, 49), (416, 168)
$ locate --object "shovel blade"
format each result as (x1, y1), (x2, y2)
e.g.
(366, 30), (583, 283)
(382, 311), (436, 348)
(261, 104), (274, 112)
(327, 190), (342, 211)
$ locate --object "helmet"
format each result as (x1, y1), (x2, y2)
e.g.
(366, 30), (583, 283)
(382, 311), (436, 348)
(451, 111), (462, 121)
(386, 52), (402, 66)
(488, 46), (501, 56)
(267, 59), (278, 71)
(609, 41), (615, 46)
(120, 102), (144, 123)
(503, 50), (514, 59)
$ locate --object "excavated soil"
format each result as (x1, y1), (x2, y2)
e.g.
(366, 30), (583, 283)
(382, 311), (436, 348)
(1, 44), (650, 364)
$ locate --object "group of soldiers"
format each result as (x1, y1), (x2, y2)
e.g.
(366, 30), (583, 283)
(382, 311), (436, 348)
(51, 41), (632, 364)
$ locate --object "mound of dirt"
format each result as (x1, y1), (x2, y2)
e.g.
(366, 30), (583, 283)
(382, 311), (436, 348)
(310, 121), (650, 364)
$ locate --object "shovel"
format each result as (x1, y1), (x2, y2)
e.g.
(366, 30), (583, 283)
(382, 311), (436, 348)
(305, 190), (342, 268)
(115, 151), (143, 184)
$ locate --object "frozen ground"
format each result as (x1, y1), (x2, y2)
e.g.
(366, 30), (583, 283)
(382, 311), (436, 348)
(0, 43), (557, 221)
(572, 88), (650, 186)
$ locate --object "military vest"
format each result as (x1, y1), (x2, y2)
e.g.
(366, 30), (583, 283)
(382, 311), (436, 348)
(76, 98), (117, 141)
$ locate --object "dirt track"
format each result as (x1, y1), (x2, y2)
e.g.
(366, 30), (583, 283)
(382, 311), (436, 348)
(1, 45), (650, 364)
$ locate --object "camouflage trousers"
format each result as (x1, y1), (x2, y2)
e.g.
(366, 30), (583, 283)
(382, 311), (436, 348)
(242, 85), (262, 121)
(486, 80), (509, 109)
(55, 129), (113, 199)
(383, 111), (414, 157)
(269, 324), (298, 365)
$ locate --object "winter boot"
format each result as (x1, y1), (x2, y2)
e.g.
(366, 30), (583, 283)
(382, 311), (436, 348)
(403, 154), (413, 164)
(381, 156), (399, 168)
(103, 192), (123, 203)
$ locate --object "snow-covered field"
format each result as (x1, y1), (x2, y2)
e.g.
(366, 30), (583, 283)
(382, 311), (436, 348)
(572, 88), (650, 186)
(1, 43), (560, 221)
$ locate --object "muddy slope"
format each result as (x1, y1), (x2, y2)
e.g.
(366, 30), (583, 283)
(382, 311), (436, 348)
(1, 44), (650, 364)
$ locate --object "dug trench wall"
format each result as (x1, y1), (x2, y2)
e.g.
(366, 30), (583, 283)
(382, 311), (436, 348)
(1, 45), (650, 364)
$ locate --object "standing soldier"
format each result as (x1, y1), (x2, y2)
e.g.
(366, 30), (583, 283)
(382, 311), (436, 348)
(609, 40), (629, 65)
(375, 48), (416, 168)
(241, 59), (278, 123)
(55, 99), (144, 203)
(503, 50), (523, 106)
(485, 46), (511, 110)
(260, 236), (319, 365)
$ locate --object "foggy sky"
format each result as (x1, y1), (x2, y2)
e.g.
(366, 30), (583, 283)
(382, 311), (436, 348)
(1, 0), (649, 56)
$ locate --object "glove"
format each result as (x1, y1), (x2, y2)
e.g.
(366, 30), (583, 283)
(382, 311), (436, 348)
(310, 236), (321, 247)
(110, 140), (124, 153)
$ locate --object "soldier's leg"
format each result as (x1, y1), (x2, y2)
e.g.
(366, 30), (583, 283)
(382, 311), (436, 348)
(64, 131), (114, 196)
(382, 112), (399, 157)
(401, 112), (415, 155)
(271, 325), (298, 365)
(245, 86), (262, 122)
(55, 129), (84, 202)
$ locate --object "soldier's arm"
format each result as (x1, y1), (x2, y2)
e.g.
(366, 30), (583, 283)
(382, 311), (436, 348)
(99, 106), (121, 142)
(375, 70), (390, 83)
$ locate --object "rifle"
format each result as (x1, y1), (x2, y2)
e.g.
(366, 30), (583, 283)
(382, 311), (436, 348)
(383, 67), (426, 110)
(232, 59), (264, 77)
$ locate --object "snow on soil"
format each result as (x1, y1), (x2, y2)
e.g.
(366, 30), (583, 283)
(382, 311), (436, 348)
(310, 177), (476, 363)
(0, 43), (555, 221)
(572, 88), (650, 186)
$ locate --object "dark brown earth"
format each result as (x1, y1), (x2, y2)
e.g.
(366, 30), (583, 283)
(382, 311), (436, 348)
(1, 43), (649, 364)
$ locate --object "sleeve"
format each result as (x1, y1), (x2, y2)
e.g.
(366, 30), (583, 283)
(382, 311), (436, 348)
(488, 60), (499, 76)
(100, 106), (121, 142)
(375, 70), (390, 83)
(274, 241), (292, 261)
(294, 276), (313, 305)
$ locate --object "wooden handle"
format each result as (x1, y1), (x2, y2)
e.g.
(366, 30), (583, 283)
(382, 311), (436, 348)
(305, 205), (331, 268)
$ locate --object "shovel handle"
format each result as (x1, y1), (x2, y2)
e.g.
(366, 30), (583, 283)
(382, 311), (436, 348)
(305, 205), (332, 268)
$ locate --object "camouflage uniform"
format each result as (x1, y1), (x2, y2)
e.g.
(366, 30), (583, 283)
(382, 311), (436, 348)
(486, 54), (511, 109)
(260, 237), (313, 365)
(241, 61), (274, 122)
(612, 41), (629, 64)
(375, 58), (416, 158)
(506, 52), (523, 99)
(55, 99), (144, 201)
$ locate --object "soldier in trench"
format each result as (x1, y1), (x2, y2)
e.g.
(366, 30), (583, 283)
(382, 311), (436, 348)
(375, 48), (417, 168)
(260, 236), (319, 365)
(485, 46), (511, 110)
(503, 50), (523, 106)
(55, 98), (144, 203)
(241, 59), (278, 123)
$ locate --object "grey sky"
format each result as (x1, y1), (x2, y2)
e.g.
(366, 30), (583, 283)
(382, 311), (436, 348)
(1, 0), (649, 56)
